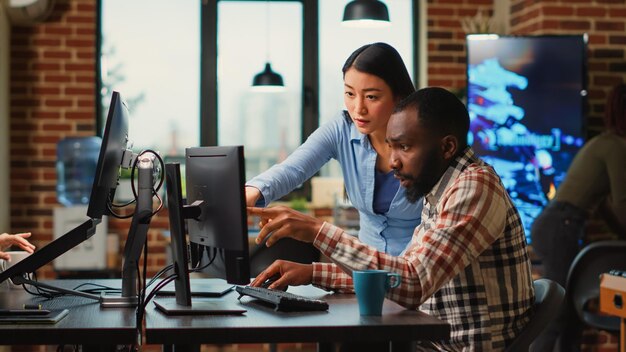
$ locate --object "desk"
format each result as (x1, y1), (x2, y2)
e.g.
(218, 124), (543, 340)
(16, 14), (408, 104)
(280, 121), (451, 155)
(145, 284), (450, 352)
(0, 279), (136, 347)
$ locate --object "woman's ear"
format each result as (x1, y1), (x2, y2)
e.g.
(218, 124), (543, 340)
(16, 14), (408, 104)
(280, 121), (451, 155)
(441, 135), (458, 160)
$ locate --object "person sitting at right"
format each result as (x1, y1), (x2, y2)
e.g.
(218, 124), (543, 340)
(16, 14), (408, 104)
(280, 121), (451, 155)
(249, 87), (535, 351)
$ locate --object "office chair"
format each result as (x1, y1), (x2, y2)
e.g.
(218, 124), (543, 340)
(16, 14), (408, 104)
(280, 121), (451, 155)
(562, 240), (626, 348)
(506, 278), (565, 352)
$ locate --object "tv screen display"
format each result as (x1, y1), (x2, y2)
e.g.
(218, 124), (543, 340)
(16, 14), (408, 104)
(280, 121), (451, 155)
(466, 35), (587, 243)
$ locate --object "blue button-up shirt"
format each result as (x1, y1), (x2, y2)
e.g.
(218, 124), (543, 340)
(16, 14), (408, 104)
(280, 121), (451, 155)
(246, 111), (422, 256)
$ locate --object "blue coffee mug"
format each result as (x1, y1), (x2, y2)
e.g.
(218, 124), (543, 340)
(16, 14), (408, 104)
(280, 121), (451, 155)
(353, 270), (401, 316)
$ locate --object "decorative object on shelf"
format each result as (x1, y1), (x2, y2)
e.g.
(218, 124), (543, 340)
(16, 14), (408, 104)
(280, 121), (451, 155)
(342, 0), (390, 28)
(460, 8), (495, 34)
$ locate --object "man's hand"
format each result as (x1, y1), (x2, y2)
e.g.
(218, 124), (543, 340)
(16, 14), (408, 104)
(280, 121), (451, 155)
(247, 206), (324, 247)
(250, 260), (314, 290)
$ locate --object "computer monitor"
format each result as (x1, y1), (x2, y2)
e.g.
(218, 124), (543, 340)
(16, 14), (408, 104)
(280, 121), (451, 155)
(185, 146), (250, 285)
(466, 34), (587, 244)
(0, 91), (131, 298)
(153, 149), (251, 315)
(87, 91), (130, 219)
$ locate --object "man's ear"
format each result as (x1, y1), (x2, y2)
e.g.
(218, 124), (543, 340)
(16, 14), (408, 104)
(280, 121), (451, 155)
(441, 135), (458, 160)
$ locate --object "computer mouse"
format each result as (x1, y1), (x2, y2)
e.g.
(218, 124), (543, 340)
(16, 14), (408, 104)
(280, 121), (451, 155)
(261, 274), (288, 291)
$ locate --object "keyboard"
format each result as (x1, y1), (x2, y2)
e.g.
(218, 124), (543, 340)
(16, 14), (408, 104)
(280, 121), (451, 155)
(235, 286), (329, 312)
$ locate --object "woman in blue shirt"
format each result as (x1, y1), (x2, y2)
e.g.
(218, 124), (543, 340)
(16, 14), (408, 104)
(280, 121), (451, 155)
(246, 42), (422, 256)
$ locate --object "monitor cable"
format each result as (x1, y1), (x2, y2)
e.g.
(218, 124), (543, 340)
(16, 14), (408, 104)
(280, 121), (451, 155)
(106, 149), (165, 219)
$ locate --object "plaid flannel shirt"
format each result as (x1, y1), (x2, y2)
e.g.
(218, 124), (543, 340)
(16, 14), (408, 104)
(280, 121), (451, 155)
(311, 147), (535, 351)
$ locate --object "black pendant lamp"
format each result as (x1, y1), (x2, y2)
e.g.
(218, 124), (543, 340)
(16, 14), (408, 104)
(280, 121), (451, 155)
(251, 1), (285, 92)
(342, 0), (390, 28)
(252, 62), (284, 92)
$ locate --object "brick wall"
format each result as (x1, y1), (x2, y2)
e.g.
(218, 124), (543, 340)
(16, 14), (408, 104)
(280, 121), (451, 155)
(426, 0), (494, 91)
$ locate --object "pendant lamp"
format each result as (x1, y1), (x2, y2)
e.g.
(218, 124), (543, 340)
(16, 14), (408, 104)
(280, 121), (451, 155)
(342, 0), (390, 28)
(252, 63), (284, 92)
(251, 1), (285, 92)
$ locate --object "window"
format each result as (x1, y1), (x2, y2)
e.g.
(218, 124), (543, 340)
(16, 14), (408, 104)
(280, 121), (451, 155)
(217, 1), (303, 180)
(99, 0), (200, 157)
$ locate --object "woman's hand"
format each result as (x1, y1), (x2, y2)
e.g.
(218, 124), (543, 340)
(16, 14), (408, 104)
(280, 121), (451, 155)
(250, 260), (314, 290)
(0, 232), (35, 261)
(245, 186), (262, 207)
(247, 206), (324, 247)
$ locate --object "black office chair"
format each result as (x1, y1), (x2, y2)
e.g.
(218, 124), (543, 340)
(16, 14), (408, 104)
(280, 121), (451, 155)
(249, 237), (321, 277)
(561, 240), (626, 349)
(506, 278), (565, 352)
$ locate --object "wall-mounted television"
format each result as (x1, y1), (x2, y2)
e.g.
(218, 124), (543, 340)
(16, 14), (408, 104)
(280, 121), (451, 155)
(466, 34), (587, 244)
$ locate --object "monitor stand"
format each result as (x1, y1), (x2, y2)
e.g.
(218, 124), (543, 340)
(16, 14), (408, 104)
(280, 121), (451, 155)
(101, 153), (155, 308)
(151, 163), (246, 315)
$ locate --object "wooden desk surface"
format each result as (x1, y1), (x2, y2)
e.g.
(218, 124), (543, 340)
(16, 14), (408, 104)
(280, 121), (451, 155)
(0, 279), (136, 346)
(145, 284), (450, 345)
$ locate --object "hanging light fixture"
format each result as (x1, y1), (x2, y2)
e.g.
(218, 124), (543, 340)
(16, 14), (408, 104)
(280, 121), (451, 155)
(251, 1), (285, 92)
(252, 62), (285, 91)
(342, 0), (391, 28)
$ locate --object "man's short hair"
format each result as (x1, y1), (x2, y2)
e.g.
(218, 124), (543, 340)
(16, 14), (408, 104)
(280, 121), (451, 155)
(394, 87), (470, 147)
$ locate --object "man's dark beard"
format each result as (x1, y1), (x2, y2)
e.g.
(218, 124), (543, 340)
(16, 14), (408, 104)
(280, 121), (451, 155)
(397, 148), (443, 204)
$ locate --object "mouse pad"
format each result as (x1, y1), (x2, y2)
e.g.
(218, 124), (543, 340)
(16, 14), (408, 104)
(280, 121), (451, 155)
(0, 308), (69, 324)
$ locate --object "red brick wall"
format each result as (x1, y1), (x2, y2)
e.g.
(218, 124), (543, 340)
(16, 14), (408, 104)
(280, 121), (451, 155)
(426, 0), (494, 91)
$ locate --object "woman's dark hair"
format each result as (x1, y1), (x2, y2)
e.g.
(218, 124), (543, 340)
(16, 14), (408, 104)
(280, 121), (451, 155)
(394, 87), (470, 148)
(342, 42), (415, 100)
(605, 83), (626, 136)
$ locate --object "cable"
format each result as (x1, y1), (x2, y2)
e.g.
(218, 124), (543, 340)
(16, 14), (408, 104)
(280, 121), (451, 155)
(22, 273), (65, 299)
(138, 236), (149, 329)
(141, 273), (178, 312)
(106, 149), (165, 219)
(189, 246), (218, 273)
(146, 263), (175, 288)
(73, 282), (121, 294)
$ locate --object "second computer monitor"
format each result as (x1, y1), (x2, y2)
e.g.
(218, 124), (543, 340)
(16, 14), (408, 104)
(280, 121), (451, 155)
(87, 91), (129, 220)
(185, 146), (250, 285)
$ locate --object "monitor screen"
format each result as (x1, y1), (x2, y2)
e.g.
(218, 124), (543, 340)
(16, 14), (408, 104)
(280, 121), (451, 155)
(185, 146), (250, 285)
(87, 91), (130, 219)
(466, 35), (587, 243)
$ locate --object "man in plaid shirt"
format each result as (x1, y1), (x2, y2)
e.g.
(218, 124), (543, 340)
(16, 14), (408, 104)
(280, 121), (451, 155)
(250, 87), (535, 351)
